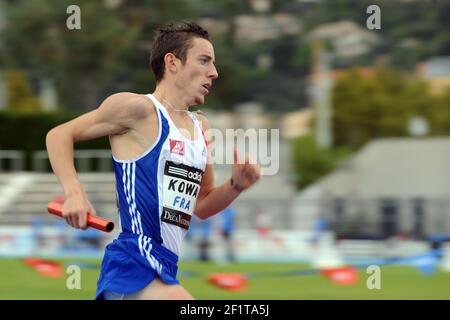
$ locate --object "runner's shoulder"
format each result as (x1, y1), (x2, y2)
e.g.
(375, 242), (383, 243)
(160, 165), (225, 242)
(102, 92), (155, 120)
(192, 110), (210, 131)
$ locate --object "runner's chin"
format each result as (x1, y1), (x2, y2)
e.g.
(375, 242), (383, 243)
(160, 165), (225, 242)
(194, 94), (205, 105)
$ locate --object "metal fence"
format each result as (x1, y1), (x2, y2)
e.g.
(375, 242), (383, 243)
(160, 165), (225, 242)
(0, 150), (113, 172)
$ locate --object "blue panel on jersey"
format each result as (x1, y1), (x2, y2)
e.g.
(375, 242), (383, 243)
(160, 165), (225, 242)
(112, 109), (169, 244)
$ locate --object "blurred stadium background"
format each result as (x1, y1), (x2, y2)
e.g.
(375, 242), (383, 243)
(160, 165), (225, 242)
(0, 0), (450, 299)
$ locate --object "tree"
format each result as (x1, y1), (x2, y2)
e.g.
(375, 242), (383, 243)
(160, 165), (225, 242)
(427, 87), (450, 135)
(2, 0), (140, 109)
(332, 68), (433, 149)
(4, 70), (41, 113)
(291, 135), (350, 190)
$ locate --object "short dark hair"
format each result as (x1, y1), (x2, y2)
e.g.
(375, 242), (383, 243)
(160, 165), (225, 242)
(149, 21), (210, 83)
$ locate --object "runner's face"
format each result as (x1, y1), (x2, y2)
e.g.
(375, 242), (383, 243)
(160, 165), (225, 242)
(175, 38), (218, 106)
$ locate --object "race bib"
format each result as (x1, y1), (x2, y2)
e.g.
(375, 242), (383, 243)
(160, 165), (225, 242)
(161, 161), (204, 229)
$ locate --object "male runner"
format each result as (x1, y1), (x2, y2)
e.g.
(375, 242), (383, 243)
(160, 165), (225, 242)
(46, 21), (261, 299)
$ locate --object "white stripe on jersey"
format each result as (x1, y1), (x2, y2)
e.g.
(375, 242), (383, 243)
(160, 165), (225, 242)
(131, 163), (143, 234)
(123, 163), (137, 234)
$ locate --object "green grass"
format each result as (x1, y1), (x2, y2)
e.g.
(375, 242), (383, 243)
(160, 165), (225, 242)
(1, 258), (449, 299)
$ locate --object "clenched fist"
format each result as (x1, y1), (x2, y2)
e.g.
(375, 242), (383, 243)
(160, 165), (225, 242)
(62, 192), (97, 229)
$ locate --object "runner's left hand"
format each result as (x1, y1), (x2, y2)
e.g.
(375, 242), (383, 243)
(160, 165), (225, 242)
(231, 145), (261, 192)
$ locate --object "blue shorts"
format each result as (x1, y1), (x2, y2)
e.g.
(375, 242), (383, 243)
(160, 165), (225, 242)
(95, 232), (179, 300)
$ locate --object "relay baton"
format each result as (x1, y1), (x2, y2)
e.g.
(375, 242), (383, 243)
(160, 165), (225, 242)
(47, 202), (114, 232)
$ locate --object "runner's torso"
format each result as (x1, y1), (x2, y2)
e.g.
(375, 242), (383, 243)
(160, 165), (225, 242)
(112, 94), (208, 255)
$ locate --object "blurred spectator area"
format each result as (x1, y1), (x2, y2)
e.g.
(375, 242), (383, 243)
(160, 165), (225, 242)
(1, 137), (450, 241)
(1, 137), (450, 261)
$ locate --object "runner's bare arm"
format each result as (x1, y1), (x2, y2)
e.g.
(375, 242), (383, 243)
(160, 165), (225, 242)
(194, 114), (261, 220)
(195, 163), (240, 220)
(46, 92), (150, 195)
(46, 92), (152, 228)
